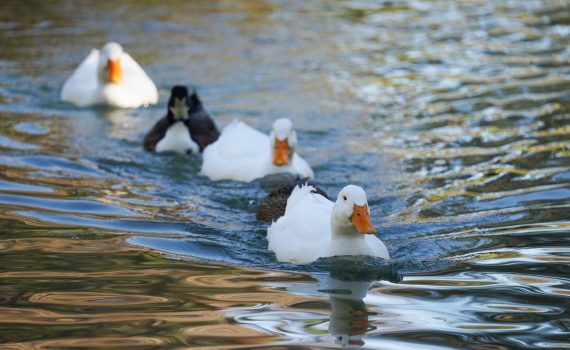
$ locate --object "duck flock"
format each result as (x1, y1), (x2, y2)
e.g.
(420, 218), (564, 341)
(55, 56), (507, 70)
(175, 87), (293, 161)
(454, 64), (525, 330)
(61, 42), (390, 264)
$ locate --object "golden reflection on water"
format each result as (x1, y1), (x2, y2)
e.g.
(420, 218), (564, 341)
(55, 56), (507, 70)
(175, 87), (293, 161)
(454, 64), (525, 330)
(0, 306), (224, 325)
(181, 324), (275, 339)
(0, 234), (401, 348)
(1, 336), (172, 350)
(0, 236), (326, 348)
(27, 292), (172, 306)
(183, 272), (312, 289)
(0, 236), (127, 253)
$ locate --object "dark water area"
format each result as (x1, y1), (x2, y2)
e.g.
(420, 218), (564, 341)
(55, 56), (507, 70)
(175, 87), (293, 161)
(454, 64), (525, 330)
(0, 0), (569, 348)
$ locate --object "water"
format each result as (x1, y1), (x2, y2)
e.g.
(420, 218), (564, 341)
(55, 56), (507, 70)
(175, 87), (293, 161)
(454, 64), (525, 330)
(1, 0), (569, 348)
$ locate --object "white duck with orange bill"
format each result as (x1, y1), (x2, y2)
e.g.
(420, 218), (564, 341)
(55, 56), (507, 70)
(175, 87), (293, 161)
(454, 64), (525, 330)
(61, 42), (158, 108)
(201, 118), (313, 182)
(267, 184), (390, 264)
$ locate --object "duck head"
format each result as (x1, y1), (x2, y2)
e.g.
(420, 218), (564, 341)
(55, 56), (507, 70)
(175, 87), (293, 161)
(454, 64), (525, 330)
(98, 42), (124, 84)
(167, 86), (190, 122)
(270, 118), (297, 166)
(331, 185), (377, 237)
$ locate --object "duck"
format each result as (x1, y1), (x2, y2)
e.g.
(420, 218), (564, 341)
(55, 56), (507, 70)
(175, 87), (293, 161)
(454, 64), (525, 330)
(201, 118), (313, 182)
(256, 176), (329, 222)
(267, 184), (390, 264)
(61, 42), (158, 108)
(143, 86), (219, 154)
(143, 86), (196, 154)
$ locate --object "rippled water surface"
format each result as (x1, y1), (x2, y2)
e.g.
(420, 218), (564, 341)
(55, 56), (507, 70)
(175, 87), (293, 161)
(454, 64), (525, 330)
(1, 0), (569, 348)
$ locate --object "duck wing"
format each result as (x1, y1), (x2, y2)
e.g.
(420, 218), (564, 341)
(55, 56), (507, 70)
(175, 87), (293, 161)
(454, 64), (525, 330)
(61, 49), (100, 107)
(187, 92), (220, 152)
(267, 185), (333, 264)
(188, 117), (220, 152)
(143, 116), (170, 152)
(364, 235), (390, 259)
(120, 52), (158, 106)
(292, 153), (315, 179)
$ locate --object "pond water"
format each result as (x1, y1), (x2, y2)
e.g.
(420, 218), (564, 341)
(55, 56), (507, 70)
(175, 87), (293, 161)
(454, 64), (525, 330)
(0, 0), (569, 348)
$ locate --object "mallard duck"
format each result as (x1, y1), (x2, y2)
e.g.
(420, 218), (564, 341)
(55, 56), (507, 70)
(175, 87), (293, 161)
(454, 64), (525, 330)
(267, 184), (389, 264)
(201, 118), (313, 182)
(61, 42), (158, 108)
(143, 86), (219, 154)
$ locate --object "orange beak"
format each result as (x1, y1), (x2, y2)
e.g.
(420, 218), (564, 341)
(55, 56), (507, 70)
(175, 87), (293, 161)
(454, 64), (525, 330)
(351, 204), (376, 234)
(107, 59), (122, 83)
(273, 138), (289, 166)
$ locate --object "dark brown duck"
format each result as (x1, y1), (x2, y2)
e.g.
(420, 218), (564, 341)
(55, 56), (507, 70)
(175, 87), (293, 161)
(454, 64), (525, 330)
(144, 86), (219, 153)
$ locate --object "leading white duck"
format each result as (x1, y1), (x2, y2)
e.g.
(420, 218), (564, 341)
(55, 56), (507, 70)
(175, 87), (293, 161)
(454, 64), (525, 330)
(268, 184), (390, 264)
(61, 42), (158, 108)
(201, 118), (313, 182)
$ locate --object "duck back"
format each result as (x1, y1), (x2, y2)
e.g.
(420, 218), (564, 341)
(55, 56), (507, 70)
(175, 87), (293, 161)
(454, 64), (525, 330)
(201, 120), (270, 182)
(257, 177), (329, 222)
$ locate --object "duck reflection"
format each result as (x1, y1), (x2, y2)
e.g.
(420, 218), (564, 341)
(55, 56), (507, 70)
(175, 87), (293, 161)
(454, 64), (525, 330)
(326, 275), (372, 347)
(290, 258), (401, 347)
(328, 259), (401, 347)
(97, 108), (145, 142)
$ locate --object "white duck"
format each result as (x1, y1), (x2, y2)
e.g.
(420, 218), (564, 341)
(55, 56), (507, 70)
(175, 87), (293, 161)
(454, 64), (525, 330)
(268, 184), (390, 264)
(201, 118), (314, 182)
(61, 42), (158, 108)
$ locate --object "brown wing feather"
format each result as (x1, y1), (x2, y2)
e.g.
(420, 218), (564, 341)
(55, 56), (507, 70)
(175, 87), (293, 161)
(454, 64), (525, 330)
(188, 117), (220, 152)
(143, 117), (170, 152)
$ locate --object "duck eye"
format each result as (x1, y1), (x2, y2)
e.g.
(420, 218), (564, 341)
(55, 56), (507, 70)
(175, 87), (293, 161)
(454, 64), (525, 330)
(343, 195), (347, 201)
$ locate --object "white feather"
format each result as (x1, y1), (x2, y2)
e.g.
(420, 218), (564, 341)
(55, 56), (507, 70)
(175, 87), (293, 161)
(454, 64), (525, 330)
(155, 122), (199, 154)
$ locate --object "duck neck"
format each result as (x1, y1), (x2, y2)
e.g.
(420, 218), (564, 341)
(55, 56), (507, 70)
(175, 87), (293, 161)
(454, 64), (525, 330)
(330, 206), (365, 241)
(166, 111), (179, 125)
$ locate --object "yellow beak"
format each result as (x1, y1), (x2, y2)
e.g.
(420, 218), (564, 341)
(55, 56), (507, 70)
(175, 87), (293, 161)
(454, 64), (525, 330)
(273, 138), (289, 166)
(107, 58), (122, 83)
(351, 204), (376, 234)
